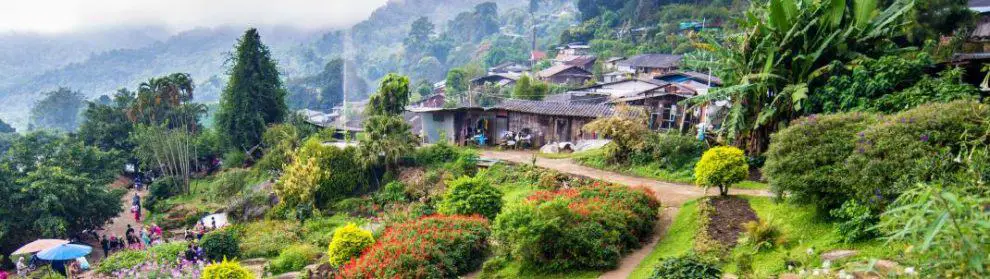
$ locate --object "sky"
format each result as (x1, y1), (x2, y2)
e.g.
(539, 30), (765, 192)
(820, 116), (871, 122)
(0, 0), (390, 33)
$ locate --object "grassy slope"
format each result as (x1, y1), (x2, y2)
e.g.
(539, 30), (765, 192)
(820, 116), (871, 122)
(632, 197), (902, 278)
(630, 199), (701, 279)
(725, 197), (903, 277)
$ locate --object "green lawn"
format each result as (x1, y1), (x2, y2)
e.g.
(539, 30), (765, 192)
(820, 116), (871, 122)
(631, 197), (903, 278)
(630, 199), (701, 279)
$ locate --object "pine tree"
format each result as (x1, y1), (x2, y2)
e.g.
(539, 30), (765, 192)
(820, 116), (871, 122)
(216, 28), (288, 151)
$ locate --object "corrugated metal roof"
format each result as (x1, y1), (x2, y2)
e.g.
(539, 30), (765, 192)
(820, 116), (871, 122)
(617, 54), (683, 69)
(497, 99), (612, 118)
(538, 64), (592, 78)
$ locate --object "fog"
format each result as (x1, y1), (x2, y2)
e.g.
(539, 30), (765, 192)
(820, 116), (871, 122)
(0, 0), (390, 33)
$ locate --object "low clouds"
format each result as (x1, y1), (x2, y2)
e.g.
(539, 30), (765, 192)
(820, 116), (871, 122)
(0, 0), (389, 33)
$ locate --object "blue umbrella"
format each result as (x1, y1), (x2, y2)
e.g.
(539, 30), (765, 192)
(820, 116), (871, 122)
(36, 244), (92, 261)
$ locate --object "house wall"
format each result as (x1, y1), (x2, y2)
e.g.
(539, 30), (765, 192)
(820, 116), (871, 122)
(420, 112), (456, 144)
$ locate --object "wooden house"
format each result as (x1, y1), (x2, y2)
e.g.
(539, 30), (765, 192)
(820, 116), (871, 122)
(410, 99), (611, 147)
(537, 65), (593, 85)
(616, 54), (683, 78)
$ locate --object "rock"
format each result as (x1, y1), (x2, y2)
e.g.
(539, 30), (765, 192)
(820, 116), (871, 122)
(821, 249), (858, 261)
(273, 272), (300, 279)
(874, 259), (900, 273)
(778, 274), (800, 279)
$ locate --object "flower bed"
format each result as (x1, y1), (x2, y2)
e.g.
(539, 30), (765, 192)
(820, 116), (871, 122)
(493, 183), (661, 272)
(336, 215), (490, 278)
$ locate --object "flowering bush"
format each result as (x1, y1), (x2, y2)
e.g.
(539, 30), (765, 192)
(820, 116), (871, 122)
(327, 223), (375, 266)
(201, 229), (240, 261)
(764, 112), (877, 211)
(694, 146), (748, 196)
(201, 258), (254, 279)
(337, 215), (490, 278)
(437, 176), (503, 220)
(845, 101), (989, 209)
(492, 183), (660, 272)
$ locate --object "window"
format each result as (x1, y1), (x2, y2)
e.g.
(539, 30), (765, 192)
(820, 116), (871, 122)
(432, 113), (444, 122)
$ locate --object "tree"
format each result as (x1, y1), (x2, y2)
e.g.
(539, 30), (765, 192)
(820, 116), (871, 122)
(898, 0), (975, 44)
(437, 176), (503, 220)
(694, 146), (748, 196)
(358, 115), (418, 174)
(30, 87), (84, 132)
(367, 73), (410, 116)
(132, 125), (197, 193)
(129, 73), (196, 128)
(691, 0), (914, 154)
(78, 89), (136, 152)
(404, 17), (435, 55)
(512, 75), (549, 100)
(582, 104), (648, 163)
(0, 119), (14, 134)
(474, 2), (500, 41)
(216, 28), (289, 152)
(445, 68), (470, 101)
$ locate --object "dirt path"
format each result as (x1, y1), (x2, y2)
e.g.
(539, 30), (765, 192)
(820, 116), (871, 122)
(480, 150), (771, 207)
(480, 150), (772, 279)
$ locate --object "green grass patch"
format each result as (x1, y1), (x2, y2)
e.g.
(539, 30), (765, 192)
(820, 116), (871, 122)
(725, 197), (903, 277)
(481, 261), (601, 279)
(630, 199), (701, 279)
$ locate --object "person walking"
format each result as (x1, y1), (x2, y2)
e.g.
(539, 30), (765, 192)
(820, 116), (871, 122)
(15, 257), (27, 277)
(100, 235), (110, 257)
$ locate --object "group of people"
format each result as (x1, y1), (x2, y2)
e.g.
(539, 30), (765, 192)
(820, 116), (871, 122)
(99, 223), (165, 257)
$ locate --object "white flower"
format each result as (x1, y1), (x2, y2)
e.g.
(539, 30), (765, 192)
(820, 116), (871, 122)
(806, 248), (814, 255)
(812, 268), (821, 276)
(822, 260), (832, 269)
(905, 266), (916, 275)
(788, 265), (794, 271)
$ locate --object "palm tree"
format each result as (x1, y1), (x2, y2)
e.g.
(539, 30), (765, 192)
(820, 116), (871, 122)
(358, 115), (418, 185)
(690, 0), (913, 154)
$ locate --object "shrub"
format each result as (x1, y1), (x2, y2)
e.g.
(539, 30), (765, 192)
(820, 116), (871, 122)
(582, 104), (649, 163)
(147, 241), (189, 264)
(537, 170), (569, 190)
(845, 101), (990, 209)
(337, 215), (490, 278)
(201, 258), (255, 279)
(145, 177), (181, 212)
(649, 256), (721, 279)
(739, 219), (783, 252)
(829, 200), (878, 243)
(694, 146), (748, 196)
(413, 141), (459, 167)
(437, 176), (503, 220)
(237, 220), (300, 258)
(223, 151), (247, 169)
(327, 223), (375, 266)
(268, 244), (321, 275)
(257, 123), (300, 174)
(301, 214), (357, 247)
(493, 184), (660, 272)
(201, 229), (240, 261)
(373, 181), (407, 206)
(96, 250), (146, 274)
(764, 112), (877, 210)
(208, 169), (251, 202)
(276, 138), (368, 210)
(632, 132), (706, 169)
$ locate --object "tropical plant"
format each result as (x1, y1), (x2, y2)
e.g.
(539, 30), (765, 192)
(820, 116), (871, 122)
(690, 0), (914, 154)
(367, 73), (410, 117)
(694, 146), (748, 196)
(327, 223), (375, 266)
(358, 115), (418, 174)
(879, 183), (989, 277)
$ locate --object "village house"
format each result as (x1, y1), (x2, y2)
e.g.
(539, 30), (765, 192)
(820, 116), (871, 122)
(488, 62), (531, 74)
(410, 99), (611, 147)
(950, 0), (990, 91)
(537, 64), (593, 85)
(470, 73), (521, 87)
(615, 54), (683, 79)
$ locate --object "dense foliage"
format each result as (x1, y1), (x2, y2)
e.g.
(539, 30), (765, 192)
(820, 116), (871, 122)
(337, 215), (490, 278)
(437, 176), (503, 220)
(201, 229), (241, 261)
(649, 256), (721, 279)
(694, 146), (747, 196)
(493, 183), (660, 272)
(29, 87), (84, 132)
(268, 244), (321, 275)
(216, 28), (288, 151)
(0, 132), (124, 258)
(276, 138), (367, 210)
(582, 104), (648, 163)
(201, 258), (255, 279)
(327, 223), (375, 266)
(764, 112), (878, 210)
